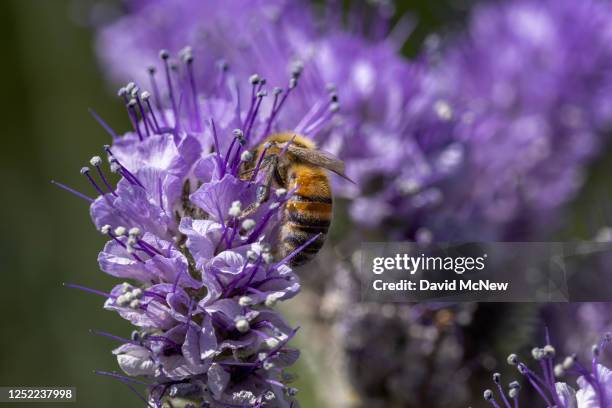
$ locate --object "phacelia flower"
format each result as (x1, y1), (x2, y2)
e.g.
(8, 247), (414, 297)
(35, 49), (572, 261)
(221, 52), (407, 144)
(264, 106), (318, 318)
(94, 0), (423, 217)
(56, 47), (337, 407)
(483, 332), (612, 408)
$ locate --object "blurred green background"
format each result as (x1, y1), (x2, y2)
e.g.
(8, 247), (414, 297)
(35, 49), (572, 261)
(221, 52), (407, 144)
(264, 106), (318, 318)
(1, 1), (610, 407)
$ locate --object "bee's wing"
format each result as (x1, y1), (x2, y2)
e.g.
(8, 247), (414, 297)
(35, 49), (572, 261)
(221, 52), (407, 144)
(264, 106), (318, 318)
(285, 144), (355, 183)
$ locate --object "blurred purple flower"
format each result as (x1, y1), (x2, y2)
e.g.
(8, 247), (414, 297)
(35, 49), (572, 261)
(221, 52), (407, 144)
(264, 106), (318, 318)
(382, 0), (612, 241)
(55, 47), (337, 407)
(483, 332), (612, 408)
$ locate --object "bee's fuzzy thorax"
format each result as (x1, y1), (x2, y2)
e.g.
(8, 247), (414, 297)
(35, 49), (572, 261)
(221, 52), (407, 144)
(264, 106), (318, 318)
(264, 133), (317, 149)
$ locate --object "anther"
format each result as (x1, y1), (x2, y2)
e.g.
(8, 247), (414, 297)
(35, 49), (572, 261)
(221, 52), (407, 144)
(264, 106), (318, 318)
(217, 60), (229, 72)
(434, 100), (453, 121)
(554, 364), (564, 377)
(140, 91), (151, 100)
(251, 243), (264, 255)
(241, 150), (253, 162)
(114, 226), (127, 236)
(492, 373), (501, 384)
(130, 86), (140, 98)
(159, 49), (170, 60)
(532, 347), (544, 361)
(116, 294), (129, 307)
(562, 355), (576, 369)
(233, 129), (245, 145)
(263, 253), (274, 264)
(129, 299), (141, 309)
(483, 389), (493, 401)
(265, 292), (284, 307)
(128, 227), (141, 237)
(147, 66), (156, 74)
(273, 87), (282, 96)
(592, 344), (600, 357)
(275, 188), (287, 197)
(179, 46), (193, 64)
(100, 225), (111, 234)
(90, 156), (102, 166)
(239, 296), (253, 306)
(235, 318), (250, 333)
(249, 74), (261, 85)
(291, 61), (304, 78)
(229, 201), (242, 217)
(507, 354), (518, 365)
(256, 90), (267, 98)
(264, 337), (280, 349)
(543, 344), (555, 358)
(80, 167), (90, 175)
(241, 219), (256, 231)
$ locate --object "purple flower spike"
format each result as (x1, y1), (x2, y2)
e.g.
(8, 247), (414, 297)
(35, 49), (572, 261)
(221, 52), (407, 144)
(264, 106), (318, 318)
(483, 332), (612, 408)
(57, 48), (337, 407)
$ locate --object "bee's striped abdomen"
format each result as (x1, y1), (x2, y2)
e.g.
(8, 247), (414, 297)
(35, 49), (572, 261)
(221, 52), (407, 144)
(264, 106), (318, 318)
(280, 164), (332, 266)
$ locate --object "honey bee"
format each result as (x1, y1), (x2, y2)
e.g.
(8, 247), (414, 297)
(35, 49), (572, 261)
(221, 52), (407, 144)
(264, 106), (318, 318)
(241, 133), (352, 266)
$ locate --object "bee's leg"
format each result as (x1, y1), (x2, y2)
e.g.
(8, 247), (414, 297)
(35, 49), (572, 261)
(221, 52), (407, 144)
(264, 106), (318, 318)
(240, 156), (277, 218)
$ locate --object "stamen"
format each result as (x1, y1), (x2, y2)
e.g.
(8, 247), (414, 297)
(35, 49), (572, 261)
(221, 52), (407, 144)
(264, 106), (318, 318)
(134, 93), (151, 137)
(275, 233), (322, 267)
(492, 373), (512, 408)
(90, 329), (136, 345)
(140, 91), (161, 133)
(51, 180), (94, 203)
(89, 109), (119, 140)
(126, 99), (143, 141)
(104, 146), (145, 188)
(94, 370), (150, 386)
(180, 46), (202, 132)
(262, 87), (283, 137)
(209, 119), (224, 176)
(159, 49), (179, 127)
(81, 167), (109, 199)
(147, 65), (168, 128)
(90, 156), (117, 196)
(484, 390), (501, 408)
(96, 371), (155, 408)
(249, 144), (270, 182)
(63, 283), (112, 298)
